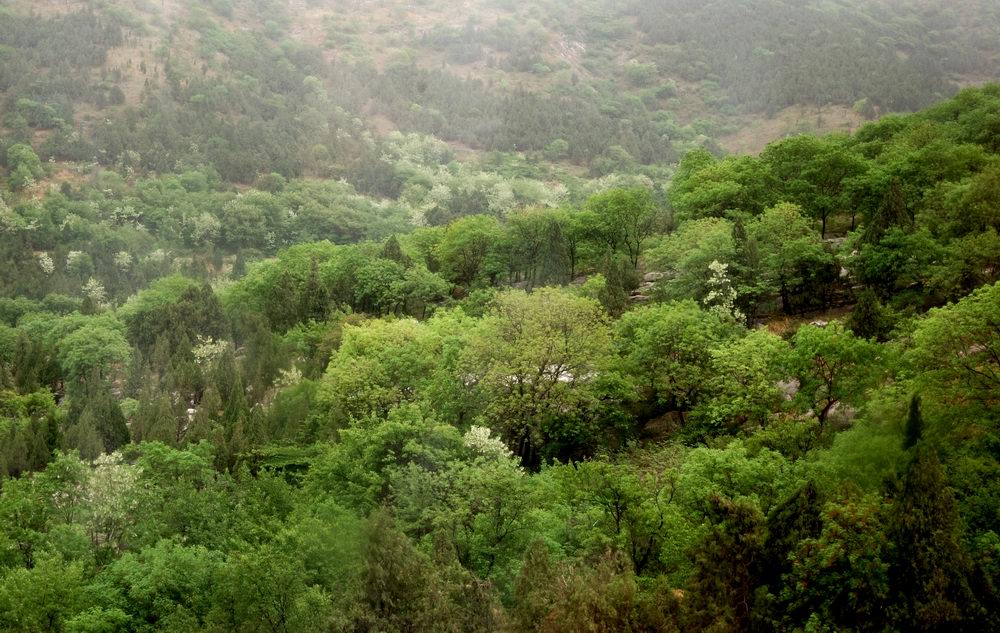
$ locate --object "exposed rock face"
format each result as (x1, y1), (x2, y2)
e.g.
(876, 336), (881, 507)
(627, 272), (664, 302)
(776, 378), (800, 401)
(826, 401), (857, 429)
(630, 282), (656, 302)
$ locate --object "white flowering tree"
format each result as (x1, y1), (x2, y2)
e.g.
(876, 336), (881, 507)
(36, 252), (55, 275)
(192, 336), (231, 368)
(82, 278), (108, 306)
(703, 260), (744, 323)
(114, 251), (133, 272)
(85, 453), (142, 554)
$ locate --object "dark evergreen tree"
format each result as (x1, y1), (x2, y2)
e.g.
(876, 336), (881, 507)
(598, 254), (637, 317)
(731, 217), (763, 325)
(903, 394), (924, 450)
(299, 257), (330, 323)
(848, 288), (890, 341)
(887, 446), (982, 631)
(863, 179), (911, 244)
(86, 378), (130, 454)
(381, 235), (411, 267)
(686, 494), (767, 632)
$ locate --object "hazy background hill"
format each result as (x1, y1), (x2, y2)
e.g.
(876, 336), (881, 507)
(2, 0), (999, 189)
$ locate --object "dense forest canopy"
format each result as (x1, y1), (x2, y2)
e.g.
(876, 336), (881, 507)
(1, 1), (1000, 632)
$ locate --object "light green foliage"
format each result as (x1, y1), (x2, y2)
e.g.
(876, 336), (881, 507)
(582, 188), (658, 268)
(547, 450), (681, 576)
(907, 281), (1000, 423)
(58, 323), (131, 382)
(677, 442), (799, 516)
(318, 318), (443, 425)
(6, 144), (44, 191)
(615, 300), (735, 411)
(96, 539), (223, 629)
(696, 329), (791, 433)
(851, 227), (946, 301)
(788, 323), (882, 427)
(117, 275), (199, 323)
(647, 217), (735, 302)
(0, 555), (86, 632)
(0, 10), (999, 630)
(761, 134), (868, 237)
(208, 544), (332, 633)
(669, 151), (776, 222)
(306, 405), (464, 512)
(435, 215), (506, 286)
(353, 258), (407, 315)
(807, 418), (903, 491)
(462, 287), (623, 465)
(85, 453), (142, 555)
(394, 429), (535, 580)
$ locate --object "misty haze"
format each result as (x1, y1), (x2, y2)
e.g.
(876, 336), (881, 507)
(0, 1), (998, 631)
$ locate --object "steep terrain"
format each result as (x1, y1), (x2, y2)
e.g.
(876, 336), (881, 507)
(2, 0), (1000, 189)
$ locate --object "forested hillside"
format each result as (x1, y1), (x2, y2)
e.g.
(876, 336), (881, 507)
(2, 1), (1000, 632)
(2, 0), (1000, 182)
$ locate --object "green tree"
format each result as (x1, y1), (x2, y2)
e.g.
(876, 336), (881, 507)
(685, 494), (766, 632)
(208, 545), (331, 633)
(615, 300), (734, 416)
(670, 151), (777, 222)
(847, 288), (892, 341)
(506, 208), (570, 288)
(6, 144), (44, 192)
(463, 288), (623, 466)
(0, 555), (86, 632)
(696, 329), (790, 433)
(582, 188), (658, 268)
(750, 203), (835, 314)
(903, 394), (924, 450)
(907, 281), (1000, 421)
(317, 318), (442, 426)
(788, 323), (881, 429)
(98, 540), (223, 630)
(58, 324), (130, 383)
(646, 217), (736, 302)
(435, 215), (506, 287)
(761, 135), (868, 238)
(781, 495), (890, 631)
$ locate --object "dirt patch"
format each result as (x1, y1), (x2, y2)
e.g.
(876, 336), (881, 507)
(370, 113), (398, 138)
(764, 305), (855, 337)
(719, 104), (866, 156)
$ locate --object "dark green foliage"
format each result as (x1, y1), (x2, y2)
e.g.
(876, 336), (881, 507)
(904, 395), (924, 450)
(126, 283), (228, 354)
(686, 495), (766, 632)
(887, 447), (985, 630)
(65, 376), (130, 456)
(847, 288), (892, 341)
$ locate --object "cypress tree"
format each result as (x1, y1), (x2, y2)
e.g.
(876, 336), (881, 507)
(300, 257), (330, 323)
(903, 394), (924, 450)
(848, 288), (889, 341)
(887, 446), (981, 631)
(687, 494), (767, 632)
(381, 235), (411, 267)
